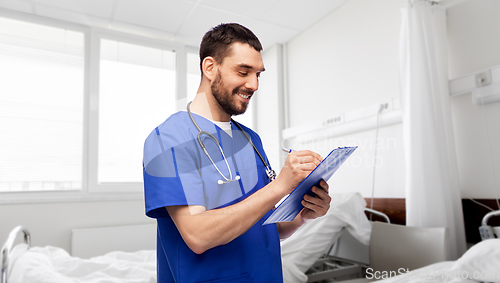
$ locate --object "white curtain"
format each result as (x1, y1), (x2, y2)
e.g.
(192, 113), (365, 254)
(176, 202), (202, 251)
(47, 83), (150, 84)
(400, 0), (467, 260)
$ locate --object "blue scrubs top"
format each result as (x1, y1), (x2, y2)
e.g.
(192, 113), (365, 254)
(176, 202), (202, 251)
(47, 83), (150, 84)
(143, 111), (283, 283)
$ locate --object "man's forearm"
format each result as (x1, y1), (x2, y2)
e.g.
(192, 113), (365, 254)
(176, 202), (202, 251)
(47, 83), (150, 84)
(277, 215), (307, 240)
(167, 180), (285, 254)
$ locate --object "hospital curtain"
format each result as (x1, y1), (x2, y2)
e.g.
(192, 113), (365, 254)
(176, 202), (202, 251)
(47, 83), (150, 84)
(399, 0), (467, 259)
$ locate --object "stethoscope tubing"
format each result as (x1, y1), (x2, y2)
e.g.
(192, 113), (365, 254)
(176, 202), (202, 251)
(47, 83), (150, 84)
(187, 101), (275, 184)
(188, 102), (238, 184)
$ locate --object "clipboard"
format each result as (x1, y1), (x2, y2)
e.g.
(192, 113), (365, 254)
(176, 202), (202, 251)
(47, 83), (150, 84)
(263, 146), (357, 225)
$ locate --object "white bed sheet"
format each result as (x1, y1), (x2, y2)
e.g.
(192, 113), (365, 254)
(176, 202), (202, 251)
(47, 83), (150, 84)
(9, 246), (156, 283)
(281, 192), (371, 283)
(370, 239), (500, 283)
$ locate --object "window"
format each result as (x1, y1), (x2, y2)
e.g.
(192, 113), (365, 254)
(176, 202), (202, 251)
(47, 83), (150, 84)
(97, 39), (176, 185)
(0, 17), (84, 192)
(0, 15), (214, 201)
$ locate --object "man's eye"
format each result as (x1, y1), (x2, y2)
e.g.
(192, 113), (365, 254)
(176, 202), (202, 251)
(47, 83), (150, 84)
(239, 72), (248, 76)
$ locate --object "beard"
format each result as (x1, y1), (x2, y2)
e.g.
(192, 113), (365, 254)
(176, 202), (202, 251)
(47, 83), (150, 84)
(211, 71), (251, 116)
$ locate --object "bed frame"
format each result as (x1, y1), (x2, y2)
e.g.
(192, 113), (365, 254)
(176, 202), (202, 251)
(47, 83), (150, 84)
(1, 223), (156, 283)
(305, 208), (390, 283)
(479, 210), (500, 241)
(1, 226), (30, 283)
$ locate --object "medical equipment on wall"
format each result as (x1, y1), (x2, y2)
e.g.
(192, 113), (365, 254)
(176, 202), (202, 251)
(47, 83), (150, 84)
(187, 102), (276, 185)
(479, 210), (500, 241)
(368, 103), (388, 219)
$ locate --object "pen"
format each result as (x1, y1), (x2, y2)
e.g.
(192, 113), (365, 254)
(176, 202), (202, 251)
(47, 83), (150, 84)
(281, 148), (294, 153)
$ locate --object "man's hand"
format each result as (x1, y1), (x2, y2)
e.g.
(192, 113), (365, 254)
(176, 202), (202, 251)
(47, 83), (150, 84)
(274, 150), (323, 196)
(300, 180), (331, 222)
(275, 152), (332, 240)
(276, 180), (331, 239)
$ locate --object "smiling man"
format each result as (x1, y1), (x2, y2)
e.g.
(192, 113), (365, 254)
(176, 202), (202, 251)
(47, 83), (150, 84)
(143, 23), (331, 283)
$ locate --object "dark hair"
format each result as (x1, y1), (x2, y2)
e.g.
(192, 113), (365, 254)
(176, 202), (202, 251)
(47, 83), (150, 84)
(199, 23), (262, 75)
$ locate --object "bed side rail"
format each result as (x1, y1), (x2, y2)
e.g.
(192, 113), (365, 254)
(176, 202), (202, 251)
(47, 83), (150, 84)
(1, 226), (31, 283)
(365, 208), (391, 223)
(479, 210), (500, 241)
(481, 210), (500, 226)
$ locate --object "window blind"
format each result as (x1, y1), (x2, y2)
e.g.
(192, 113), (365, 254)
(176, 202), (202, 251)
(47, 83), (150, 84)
(0, 17), (84, 192)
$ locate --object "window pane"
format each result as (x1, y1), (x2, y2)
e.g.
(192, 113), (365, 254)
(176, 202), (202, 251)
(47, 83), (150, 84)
(98, 40), (176, 183)
(0, 17), (84, 192)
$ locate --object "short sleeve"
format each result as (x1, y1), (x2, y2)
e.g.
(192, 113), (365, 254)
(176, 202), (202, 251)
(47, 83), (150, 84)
(143, 119), (205, 219)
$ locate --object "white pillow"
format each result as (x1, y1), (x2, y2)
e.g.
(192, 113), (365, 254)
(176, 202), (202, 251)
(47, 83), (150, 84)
(449, 239), (500, 282)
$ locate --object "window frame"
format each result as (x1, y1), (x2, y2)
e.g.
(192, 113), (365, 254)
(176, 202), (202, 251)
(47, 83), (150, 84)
(0, 10), (194, 203)
(88, 29), (185, 193)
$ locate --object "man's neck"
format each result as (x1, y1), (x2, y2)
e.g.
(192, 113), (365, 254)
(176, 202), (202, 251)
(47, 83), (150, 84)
(189, 91), (231, 122)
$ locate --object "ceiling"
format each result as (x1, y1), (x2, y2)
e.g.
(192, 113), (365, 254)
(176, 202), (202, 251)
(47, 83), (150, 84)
(0, 0), (349, 49)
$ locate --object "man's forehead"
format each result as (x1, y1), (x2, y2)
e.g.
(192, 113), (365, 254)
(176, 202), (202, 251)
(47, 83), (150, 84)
(224, 42), (264, 70)
(236, 63), (265, 73)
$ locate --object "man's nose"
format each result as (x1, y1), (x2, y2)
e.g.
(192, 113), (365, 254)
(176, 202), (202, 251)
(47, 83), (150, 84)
(245, 75), (259, 91)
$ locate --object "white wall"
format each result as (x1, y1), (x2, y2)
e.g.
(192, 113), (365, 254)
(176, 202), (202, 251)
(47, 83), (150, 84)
(448, 0), (500, 199)
(284, 0), (404, 198)
(284, 123), (406, 198)
(286, 0), (401, 126)
(447, 0), (500, 80)
(255, 44), (284, 172)
(279, 0), (500, 199)
(0, 200), (154, 253)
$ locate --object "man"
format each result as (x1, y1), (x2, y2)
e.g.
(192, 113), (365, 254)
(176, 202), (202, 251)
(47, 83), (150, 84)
(143, 23), (331, 283)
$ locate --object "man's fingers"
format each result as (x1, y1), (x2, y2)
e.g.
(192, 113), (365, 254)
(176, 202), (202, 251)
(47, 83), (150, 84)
(293, 150), (323, 162)
(297, 163), (318, 172)
(294, 155), (320, 165)
(305, 188), (330, 208)
(302, 194), (322, 208)
(302, 183), (332, 212)
(318, 180), (329, 194)
(312, 186), (329, 199)
(301, 198), (328, 215)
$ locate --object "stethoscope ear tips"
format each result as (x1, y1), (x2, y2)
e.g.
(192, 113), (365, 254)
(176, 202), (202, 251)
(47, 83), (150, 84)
(218, 180), (224, 185)
(235, 175), (241, 180)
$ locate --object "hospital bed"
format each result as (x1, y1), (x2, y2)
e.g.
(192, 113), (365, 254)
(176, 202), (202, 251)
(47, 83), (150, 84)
(281, 192), (376, 282)
(2, 192), (372, 283)
(1, 225), (157, 283)
(303, 209), (390, 283)
(5, 201), (497, 283)
(304, 210), (500, 283)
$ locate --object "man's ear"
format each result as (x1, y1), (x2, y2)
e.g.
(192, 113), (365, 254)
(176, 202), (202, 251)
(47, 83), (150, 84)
(202, 56), (217, 81)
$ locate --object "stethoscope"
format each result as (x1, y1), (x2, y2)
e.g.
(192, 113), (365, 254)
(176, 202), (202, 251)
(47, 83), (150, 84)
(187, 102), (276, 185)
